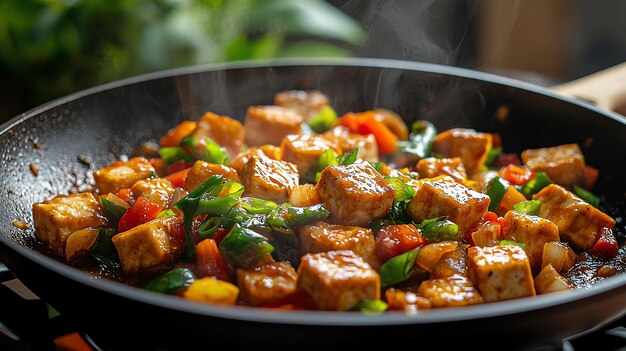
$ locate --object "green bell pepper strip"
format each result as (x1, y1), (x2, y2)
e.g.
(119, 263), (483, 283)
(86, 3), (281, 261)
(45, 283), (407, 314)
(384, 177), (416, 202)
(573, 185), (600, 208)
(351, 299), (388, 314)
(393, 120), (437, 166)
(337, 148), (359, 166)
(521, 171), (552, 199)
(158, 146), (195, 165)
(378, 247), (422, 288)
(485, 176), (510, 212)
(99, 196), (127, 228)
(219, 226), (275, 268)
(485, 146), (502, 167)
(417, 216), (459, 242)
(89, 228), (120, 270)
(308, 106), (338, 133)
(498, 240), (526, 249)
(303, 148), (338, 184)
(203, 138), (229, 165)
(513, 200), (541, 216)
(144, 267), (196, 294)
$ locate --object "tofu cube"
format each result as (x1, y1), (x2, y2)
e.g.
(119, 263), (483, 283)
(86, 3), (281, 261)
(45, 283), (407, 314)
(502, 211), (560, 270)
(130, 178), (175, 208)
(432, 128), (492, 176)
(280, 133), (342, 175)
(240, 155), (299, 204)
(33, 193), (108, 256)
(417, 275), (484, 307)
(468, 245), (536, 302)
(533, 184), (615, 250)
(112, 216), (182, 273)
(297, 250), (380, 311)
(521, 144), (586, 189)
(184, 160), (240, 192)
(416, 157), (467, 183)
(236, 261), (298, 306)
(93, 157), (155, 194)
(323, 126), (380, 162)
(299, 221), (379, 268)
(316, 160), (395, 226)
(244, 106), (304, 146)
(190, 111), (245, 159)
(274, 90), (329, 120)
(406, 175), (490, 237)
(228, 144), (280, 174)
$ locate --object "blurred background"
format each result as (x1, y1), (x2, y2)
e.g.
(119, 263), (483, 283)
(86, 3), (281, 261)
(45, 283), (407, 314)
(1, 0), (625, 123)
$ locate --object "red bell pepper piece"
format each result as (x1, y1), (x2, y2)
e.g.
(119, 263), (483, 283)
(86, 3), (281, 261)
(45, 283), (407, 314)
(195, 238), (231, 281)
(375, 224), (427, 264)
(117, 197), (162, 232)
(589, 227), (618, 260)
(165, 167), (190, 188)
(499, 164), (535, 185)
(115, 188), (134, 203)
(337, 111), (399, 155)
(165, 160), (192, 176)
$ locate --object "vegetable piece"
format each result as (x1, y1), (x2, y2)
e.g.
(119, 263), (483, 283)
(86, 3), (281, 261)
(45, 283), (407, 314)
(203, 139), (229, 165)
(240, 197), (279, 214)
(308, 106), (338, 133)
(573, 184), (600, 208)
(338, 112), (399, 155)
(534, 264), (573, 294)
(521, 171), (552, 199)
(116, 188), (134, 203)
(584, 165), (599, 190)
(278, 203), (331, 227)
(485, 146), (502, 167)
(117, 197), (162, 233)
(498, 240), (526, 249)
(372, 109), (409, 141)
(415, 241), (458, 272)
(485, 176), (510, 212)
(65, 228), (99, 262)
(370, 201), (413, 235)
(100, 195), (128, 228)
(514, 200), (541, 216)
(394, 120), (437, 166)
(159, 121), (197, 147)
(589, 227), (618, 260)
(89, 228), (120, 270)
(144, 267), (196, 294)
(378, 247), (422, 288)
(159, 147), (195, 165)
(498, 164), (535, 185)
(219, 226), (275, 268)
(417, 216), (459, 242)
(196, 181), (243, 216)
(375, 224), (426, 264)
(351, 299), (388, 314)
(385, 177), (416, 202)
(196, 238), (230, 281)
(289, 184), (322, 207)
(541, 241), (577, 272)
(337, 148), (359, 166)
(164, 168), (190, 188)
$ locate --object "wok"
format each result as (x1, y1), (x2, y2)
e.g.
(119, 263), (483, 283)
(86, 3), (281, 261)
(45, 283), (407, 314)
(0, 58), (625, 350)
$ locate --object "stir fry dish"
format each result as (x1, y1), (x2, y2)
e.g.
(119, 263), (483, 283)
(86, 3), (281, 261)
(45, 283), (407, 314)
(31, 90), (623, 313)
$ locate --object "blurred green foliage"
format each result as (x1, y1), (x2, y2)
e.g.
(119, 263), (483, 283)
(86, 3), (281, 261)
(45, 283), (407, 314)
(0, 0), (365, 117)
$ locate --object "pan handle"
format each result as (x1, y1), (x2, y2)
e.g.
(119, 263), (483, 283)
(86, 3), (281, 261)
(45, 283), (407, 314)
(552, 62), (626, 116)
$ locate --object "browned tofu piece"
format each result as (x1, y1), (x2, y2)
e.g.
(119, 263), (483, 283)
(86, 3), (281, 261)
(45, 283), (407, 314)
(130, 178), (175, 208)
(417, 275), (484, 307)
(274, 90), (329, 120)
(184, 160), (240, 192)
(280, 133), (341, 174)
(297, 250), (380, 311)
(416, 157), (467, 183)
(244, 106), (304, 146)
(406, 175), (490, 237)
(432, 128), (492, 176)
(316, 160), (395, 226)
(534, 184), (615, 250)
(240, 155), (299, 204)
(468, 245), (536, 302)
(93, 157), (155, 194)
(298, 221), (378, 268)
(111, 216), (182, 273)
(236, 261), (298, 306)
(521, 144), (586, 189)
(32, 193), (108, 256)
(228, 145), (280, 174)
(431, 245), (469, 279)
(323, 126), (380, 162)
(470, 221), (502, 247)
(385, 288), (431, 313)
(502, 211), (560, 271)
(190, 112), (245, 159)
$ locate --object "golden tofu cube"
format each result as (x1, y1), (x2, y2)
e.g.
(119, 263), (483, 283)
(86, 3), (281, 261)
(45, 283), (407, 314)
(416, 157), (467, 183)
(468, 245), (536, 302)
(406, 175), (490, 237)
(521, 144), (586, 189)
(534, 184), (615, 250)
(240, 155), (299, 204)
(236, 261), (298, 306)
(502, 211), (560, 271)
(385, 288), (431, 313)
(183, 277), (239, 305)
(417, 275), (484, 307)
(244, 106), (304, 146)
(323, 126), (380, 162)
(274, 90), (329, 120)
(130, 178), (175, 208)
(184, 160), (240, 192)
(297, 250), (380, 311)
(228, 145), (280, 174)
(299, 221), (378, 269)
(32, 193), (108, 256)
(190, 111), (245, 160)
(112, 216), (181, 273)
(432, 128), (492, 176)
(316, 160), (395, 226)
(280, 133), (341, 174)
(93, 157), (155, 194)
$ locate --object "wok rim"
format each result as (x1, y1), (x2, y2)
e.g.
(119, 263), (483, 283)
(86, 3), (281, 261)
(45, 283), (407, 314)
(1, 57), (625, 326)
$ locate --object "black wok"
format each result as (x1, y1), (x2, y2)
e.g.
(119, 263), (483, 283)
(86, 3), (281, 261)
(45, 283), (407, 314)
(1, 58), (625, 350)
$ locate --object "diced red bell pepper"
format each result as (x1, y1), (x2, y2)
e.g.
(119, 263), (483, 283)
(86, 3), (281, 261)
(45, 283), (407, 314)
(165, 167), (190, 188)
(483, 211), (505, 234)
(196, 238), (231, 281)
(165, 160), (192, 176)
(117, 197), (162, 232)
(589, 227), (618, 260)
(584, 166), (599, 190)
(495, 153), (521, 168)
(159, 120), (197, 147)
(376, 224), (427, 264)
(499, 164), (535, 185)
(337, 111), (399, 155)
(115, 188), (134, 204)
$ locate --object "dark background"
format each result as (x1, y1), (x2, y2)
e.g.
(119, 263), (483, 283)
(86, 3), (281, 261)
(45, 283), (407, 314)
(1, 0), (625, 123)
